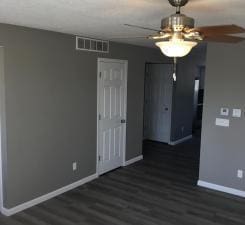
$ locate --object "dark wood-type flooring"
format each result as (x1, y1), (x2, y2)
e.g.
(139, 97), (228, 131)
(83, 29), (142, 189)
(1, 137), (245, 225)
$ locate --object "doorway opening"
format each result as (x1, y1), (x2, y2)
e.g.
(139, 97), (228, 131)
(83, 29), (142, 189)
(142, 45), (207, 185)
(193, 66), (205, 137)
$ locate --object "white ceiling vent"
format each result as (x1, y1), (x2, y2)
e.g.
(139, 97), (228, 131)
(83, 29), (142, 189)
(76, 36), (109, 53)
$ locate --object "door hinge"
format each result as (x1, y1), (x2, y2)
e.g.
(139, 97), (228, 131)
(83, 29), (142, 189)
(98, 114), (101, 120)
(98, 155), (101, 161)
(99, 72), (102, 78)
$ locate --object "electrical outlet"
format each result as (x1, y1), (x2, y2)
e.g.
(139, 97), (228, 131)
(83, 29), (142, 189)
(72, 162), (77, 171)
(181, 126), (184, 133)
(237, 170), (243, 179)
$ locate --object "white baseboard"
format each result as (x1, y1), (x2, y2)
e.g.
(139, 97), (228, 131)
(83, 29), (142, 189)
(2, 173), (98, 216)
(169, 135), (192, 146)
(198, 180), (245, 198)
(123, 155), (143, 167)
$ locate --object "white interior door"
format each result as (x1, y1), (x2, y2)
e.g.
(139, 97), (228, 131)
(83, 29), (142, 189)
(144, 63), (173, 143)
(97, 58), (127, 175)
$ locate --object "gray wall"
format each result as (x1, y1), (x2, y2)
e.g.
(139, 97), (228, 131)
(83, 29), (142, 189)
(0, 23), (165, 208)
(171, 46), (207, 141)
(198, 66), (206, 90)
(199, 41), (245, 191)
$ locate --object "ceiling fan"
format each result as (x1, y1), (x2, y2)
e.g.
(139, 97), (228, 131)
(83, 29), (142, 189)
(119, 0), (245, 58)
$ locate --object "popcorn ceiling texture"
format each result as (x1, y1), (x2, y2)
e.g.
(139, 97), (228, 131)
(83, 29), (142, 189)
(0, 0), (244, 47)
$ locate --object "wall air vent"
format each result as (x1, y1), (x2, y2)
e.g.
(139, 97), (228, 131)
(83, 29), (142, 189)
(76, 36), (109, 53)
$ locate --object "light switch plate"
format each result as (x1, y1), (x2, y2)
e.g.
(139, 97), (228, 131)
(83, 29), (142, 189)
(215, 118), (230, 127)
(220, 107), (229, 116)
(72, 162), (77, 171)
(237, 170), (243, 179)
(232, 109), (241, 118)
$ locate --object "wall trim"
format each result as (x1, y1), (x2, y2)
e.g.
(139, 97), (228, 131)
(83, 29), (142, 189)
(0, 47), (6, 215)
(123, 155), (143, 167)
(2, 173), (98, 216)
(198, 180), (245, 198)
(169, 135), (192, 146)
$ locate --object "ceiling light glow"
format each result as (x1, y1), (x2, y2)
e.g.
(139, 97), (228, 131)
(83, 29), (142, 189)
(155, 39), (197, 57)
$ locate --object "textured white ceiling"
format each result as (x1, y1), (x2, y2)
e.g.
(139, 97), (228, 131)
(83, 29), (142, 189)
(0, 0), (244, 47)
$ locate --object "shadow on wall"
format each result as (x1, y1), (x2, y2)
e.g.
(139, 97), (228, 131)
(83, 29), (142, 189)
(170, 44), (207, 142)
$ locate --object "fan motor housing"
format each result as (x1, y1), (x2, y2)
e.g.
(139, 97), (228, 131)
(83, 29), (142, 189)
(168, 0), (189, 7)
(161, 14), (194, 31)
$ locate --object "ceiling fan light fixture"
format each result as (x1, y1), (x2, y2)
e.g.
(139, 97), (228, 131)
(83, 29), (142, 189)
(155, 39), (197, 57)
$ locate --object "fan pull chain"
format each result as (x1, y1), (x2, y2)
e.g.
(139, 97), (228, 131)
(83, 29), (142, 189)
(176, 6), (181, 14)
(173, 57), (177, 82)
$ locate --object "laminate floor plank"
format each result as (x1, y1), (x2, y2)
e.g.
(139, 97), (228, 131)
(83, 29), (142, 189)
(1, 137), (245, 225)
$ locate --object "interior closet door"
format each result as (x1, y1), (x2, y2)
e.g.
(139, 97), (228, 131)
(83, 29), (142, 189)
(144, 63), (173, 143)
(97, 58), (127, 175)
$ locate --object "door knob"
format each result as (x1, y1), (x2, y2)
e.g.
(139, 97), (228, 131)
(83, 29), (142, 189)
(121, 119), (126, 124)
(165, 107), (168, 111)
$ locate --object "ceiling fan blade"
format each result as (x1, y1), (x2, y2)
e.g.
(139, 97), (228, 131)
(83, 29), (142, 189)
(204, 35), (245, 43)
(124, 24), (160, 32)
(190, 25), (245, 35)
(149, 33), (172, 40)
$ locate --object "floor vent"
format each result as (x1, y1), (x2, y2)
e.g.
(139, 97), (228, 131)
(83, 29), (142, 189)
(76, 36), (109, 53)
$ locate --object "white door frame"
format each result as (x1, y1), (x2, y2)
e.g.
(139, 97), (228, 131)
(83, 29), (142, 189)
(0, 46), (5, 213)
(96, 58), (128, 175)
